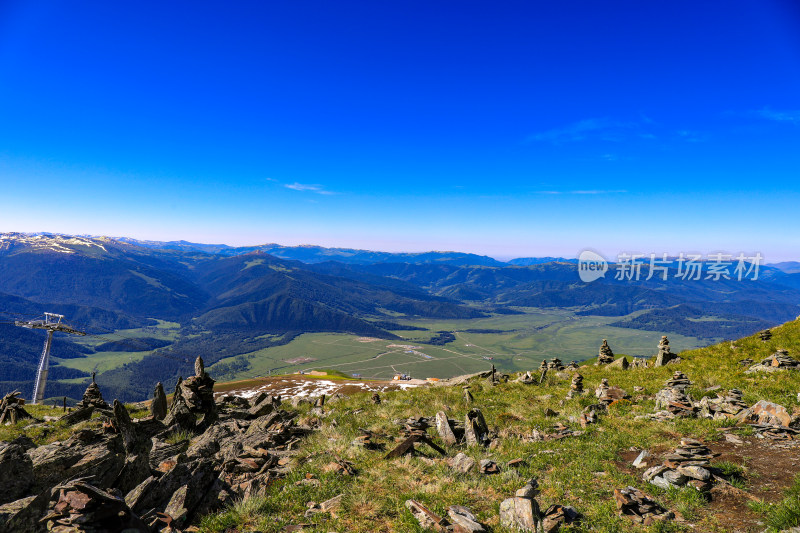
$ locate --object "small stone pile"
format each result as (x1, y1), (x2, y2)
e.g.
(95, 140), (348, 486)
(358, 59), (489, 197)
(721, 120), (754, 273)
(594, 378), (628, 405)
(696, 389), (748, 420)
(164, 356), (217, 430)
(565, 373), (584, 399)
(75, 373), (111, 410)
(0, 391), (32, 425)
(648, 372), (695, 420)
(538, 361), (549, 383)
(643, 438), (717, 493)
(654, 336), (680, 366)
(597, 339), (615, 365)
(516, 371), (537, 384)
(566, 361), (579, 370)
(614, 486), (674, 525)
(759, 329), (773, 341)
(547, 358), (565, 371)
(595, 378), (610, 398)
(745, 349), (800, 373)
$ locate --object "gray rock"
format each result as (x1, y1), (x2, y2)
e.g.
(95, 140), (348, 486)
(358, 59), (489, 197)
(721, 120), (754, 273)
(662, 469), (688, 486)
(632, 450), (651, 469)
(405, 499), (448, 530)
(448, 504), (486, 532)
(151, 382), (168, 420)
(27, 435), (124, 493)
(650, 475), (676, 490)
(449, 452), (476, 473)
(0, 443), (34, 505)
(0, 495), (36, 525)
(435, 411), (458, 445)
(607, 356), (629, 370)
(464, 408), (489, 446)
(499, 496), (542, 531)
(677, 465), (711, 481)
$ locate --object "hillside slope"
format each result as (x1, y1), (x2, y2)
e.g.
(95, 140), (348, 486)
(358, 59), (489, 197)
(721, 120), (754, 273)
(201, 318), (800, 532)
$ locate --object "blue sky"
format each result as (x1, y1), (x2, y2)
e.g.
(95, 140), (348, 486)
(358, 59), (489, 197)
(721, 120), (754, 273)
(1, 1), (799, 260)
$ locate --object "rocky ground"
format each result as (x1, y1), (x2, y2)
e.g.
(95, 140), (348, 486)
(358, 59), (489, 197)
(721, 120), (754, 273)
(2, 322), (800, 532)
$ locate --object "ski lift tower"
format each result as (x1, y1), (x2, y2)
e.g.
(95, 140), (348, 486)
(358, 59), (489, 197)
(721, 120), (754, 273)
(15, 313), (86, 404)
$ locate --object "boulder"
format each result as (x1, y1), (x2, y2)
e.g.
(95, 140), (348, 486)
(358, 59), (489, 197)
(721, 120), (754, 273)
(150, 382), (168, 420)
(448, 452), (476, 474)
(435, 411), (458, 445)
(448, 505), (486, 532)
(499, 497), (542, 531)
(607, 356), (629, 370)
(0, 442), (34, 505)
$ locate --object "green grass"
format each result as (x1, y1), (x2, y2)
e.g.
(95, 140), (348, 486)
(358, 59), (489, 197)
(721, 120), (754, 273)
(749, 474), (800, 531)
(196, 317), (800, 532)
(50, 309), (712, 388)
(205, 309), (710, 383)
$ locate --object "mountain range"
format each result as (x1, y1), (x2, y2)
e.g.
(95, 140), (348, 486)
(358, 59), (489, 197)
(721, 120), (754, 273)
(1, 232), (799, 401)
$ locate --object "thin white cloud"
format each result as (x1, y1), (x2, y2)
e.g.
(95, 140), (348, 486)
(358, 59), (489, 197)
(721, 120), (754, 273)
(283, 182), (336, 195)
(753, 108), (800, 124)
(528, 118), (634, 144)
(528, 116), (704, 145)
(676, 130), (707, 143)
(535, 189), (627, 195)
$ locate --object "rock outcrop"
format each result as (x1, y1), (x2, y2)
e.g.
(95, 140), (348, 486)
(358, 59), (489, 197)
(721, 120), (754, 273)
(0, 359), (315, 533)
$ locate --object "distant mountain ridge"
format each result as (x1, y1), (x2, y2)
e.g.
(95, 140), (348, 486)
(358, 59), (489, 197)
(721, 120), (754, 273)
(2, 231), (800, 401)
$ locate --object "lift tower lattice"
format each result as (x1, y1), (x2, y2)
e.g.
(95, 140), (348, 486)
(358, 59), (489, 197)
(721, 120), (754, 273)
(15, 313), (86, 404)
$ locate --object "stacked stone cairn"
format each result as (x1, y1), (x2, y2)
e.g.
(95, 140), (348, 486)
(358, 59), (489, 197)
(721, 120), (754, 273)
(650, 371), (696, 420)
(538, 360), (548, 383)
(745, 349), (800, 373)
(643, 438), (718, 493)
(594, 378), (628, 406)
(565, 373), (584, 399)
(547, 358), (564, 371)
(696, 389), (748, 420)
(164, 356), (217, 430)
(597, 339), (615, 365)
(566, 361), (579, 370)
(614, 486), (674, 525)
(654, 336), (680, 366)
(0, 391), (33, 425)
(75, 372), (111, 410)
(759, 329), (773, 341)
